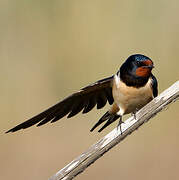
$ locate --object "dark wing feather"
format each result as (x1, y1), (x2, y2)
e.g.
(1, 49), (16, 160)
(6, 76), (114, 133)
(151, 74), (158, 98)
(82, 97), (96, 113)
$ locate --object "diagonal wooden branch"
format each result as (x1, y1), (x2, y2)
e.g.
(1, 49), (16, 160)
(49, 81), (179, 180)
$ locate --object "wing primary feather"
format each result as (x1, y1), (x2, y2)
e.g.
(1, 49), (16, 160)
(37, 110), (58, 126)
(67, 100), (84, 118)
(105, 88), (114, 105)
(50, 108), (70, 123)
(5, 111), (53, 133)
(50, 103), (73, 123)
(96, 92), (107, 109)
(82, 97), (96, 114)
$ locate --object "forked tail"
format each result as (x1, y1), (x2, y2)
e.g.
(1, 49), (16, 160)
(90, 111), (121, 132)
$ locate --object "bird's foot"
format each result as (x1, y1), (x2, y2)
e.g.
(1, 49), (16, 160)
(132, 112), (137, 120)
(117, 116), (123, 135)
(132, 109), (139, 120)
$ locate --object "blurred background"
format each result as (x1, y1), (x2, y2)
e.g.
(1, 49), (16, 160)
(1, 0), (179, 180)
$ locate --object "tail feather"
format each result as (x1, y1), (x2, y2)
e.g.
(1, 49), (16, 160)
(90, 111), (110, 132)
(98, 115), (120, 132)
(90, 111), (120, 132)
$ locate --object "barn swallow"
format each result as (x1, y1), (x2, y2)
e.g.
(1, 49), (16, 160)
(6, 54), (158, 133)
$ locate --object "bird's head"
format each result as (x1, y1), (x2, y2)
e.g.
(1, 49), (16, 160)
(119, 54), (154, 87)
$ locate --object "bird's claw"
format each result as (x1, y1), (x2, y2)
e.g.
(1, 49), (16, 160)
(117, 116), (123, 135)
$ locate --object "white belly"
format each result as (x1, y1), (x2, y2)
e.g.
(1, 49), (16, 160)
(112, 75), (153, 115)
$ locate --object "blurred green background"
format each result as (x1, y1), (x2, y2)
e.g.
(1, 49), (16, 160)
(1, 0), (179, 180)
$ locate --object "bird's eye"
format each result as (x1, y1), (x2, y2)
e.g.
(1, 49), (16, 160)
(136, 61), (141, 66)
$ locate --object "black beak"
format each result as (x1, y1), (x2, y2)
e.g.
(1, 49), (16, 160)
(149, 64), (154, 69)
(145, 64), (154, 69)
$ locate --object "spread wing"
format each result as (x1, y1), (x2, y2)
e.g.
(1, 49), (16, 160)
(151, 74), (158, 98)
(6, 76), (114, 133)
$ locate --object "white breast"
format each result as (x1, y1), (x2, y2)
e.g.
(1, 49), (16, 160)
(112, 75), (153, 115)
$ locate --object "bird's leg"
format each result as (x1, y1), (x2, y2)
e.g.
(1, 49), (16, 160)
(132, 108), (139, 120)
(131, 112), (136, 120)
(117, 116), (123, 135)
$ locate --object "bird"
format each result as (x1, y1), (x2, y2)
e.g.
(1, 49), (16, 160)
(6, 54), (158, 133)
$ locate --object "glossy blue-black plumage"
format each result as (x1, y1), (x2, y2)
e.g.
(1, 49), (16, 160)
(151, 74), (158, 97)
(119, 54), (153, 88)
